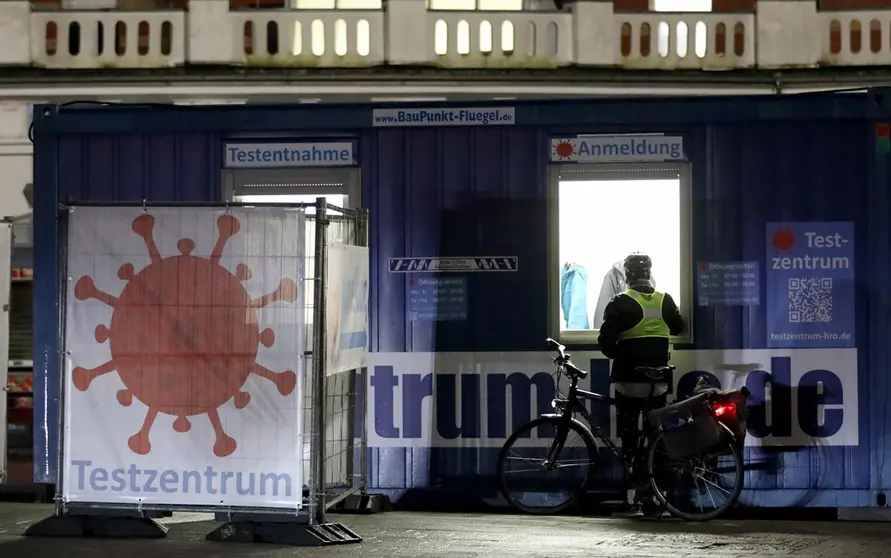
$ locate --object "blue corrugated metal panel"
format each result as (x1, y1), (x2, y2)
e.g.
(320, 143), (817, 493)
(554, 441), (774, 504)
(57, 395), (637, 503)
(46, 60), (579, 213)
(368, 121), (869, 353)
(32, 128), (58, 485)
(365, 120), (878, 503)
(30, 93), (891, 508)
(700, 121), (869, 350)
(32, 131), (222, 483)
(367, 127), (545, 353)
(867, 109), (891, 493)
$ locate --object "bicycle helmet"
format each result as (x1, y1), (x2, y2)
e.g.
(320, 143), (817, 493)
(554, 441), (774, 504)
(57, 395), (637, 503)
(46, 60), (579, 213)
(623, 252), (652, 285)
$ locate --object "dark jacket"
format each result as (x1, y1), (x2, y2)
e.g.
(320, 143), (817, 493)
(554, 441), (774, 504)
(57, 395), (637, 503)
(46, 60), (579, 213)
(597, 283), (685, 383)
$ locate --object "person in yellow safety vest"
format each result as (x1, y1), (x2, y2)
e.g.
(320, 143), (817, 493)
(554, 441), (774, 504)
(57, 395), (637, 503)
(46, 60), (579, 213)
(597, 252), (685, 519)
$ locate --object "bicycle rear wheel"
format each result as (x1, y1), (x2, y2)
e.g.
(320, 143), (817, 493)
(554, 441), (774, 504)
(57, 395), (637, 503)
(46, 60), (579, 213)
(496, 416), (597, 515)
(647, 431), (744, 522)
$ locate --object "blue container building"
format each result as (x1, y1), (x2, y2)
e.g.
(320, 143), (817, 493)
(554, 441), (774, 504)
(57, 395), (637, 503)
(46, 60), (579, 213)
(29, 90), (891, 509)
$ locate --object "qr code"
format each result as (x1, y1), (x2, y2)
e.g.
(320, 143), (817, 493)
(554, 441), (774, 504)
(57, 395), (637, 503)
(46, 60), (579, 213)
(788, 278), (833, 323)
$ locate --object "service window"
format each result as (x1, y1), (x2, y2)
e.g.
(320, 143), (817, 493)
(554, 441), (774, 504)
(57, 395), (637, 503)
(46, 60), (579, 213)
(549, 164), (693, 344)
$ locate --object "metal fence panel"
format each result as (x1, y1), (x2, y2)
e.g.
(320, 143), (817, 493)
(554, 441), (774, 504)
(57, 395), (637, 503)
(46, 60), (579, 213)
(40, 198), (369, 530)
(307, 201), (369, 523)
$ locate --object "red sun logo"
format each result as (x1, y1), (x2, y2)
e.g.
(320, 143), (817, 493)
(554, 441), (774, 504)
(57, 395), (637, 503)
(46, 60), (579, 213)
(554, 140), (575, 159)
(71, 214), (299, 458)
(771, 226), (796, 252)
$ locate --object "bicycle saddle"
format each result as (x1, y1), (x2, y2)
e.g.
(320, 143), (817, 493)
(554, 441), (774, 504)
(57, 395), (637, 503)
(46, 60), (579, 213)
(634, 365), (675, 382)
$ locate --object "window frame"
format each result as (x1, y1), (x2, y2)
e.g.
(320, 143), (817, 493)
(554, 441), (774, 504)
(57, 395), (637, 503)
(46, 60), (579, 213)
(547, 162), (694, 345)
(222, 167), (361, 203)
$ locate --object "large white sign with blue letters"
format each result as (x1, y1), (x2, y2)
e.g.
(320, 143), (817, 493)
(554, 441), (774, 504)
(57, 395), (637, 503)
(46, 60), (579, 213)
(224, 142), (354, 168)
(367, 349), (858, 448)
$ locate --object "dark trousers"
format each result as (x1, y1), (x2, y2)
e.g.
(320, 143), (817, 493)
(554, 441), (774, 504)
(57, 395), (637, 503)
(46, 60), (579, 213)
(615, 390), (667, 499)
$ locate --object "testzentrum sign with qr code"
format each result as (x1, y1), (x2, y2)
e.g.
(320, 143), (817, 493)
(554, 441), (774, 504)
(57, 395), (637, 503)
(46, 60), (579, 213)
(766, 221), (855, 349)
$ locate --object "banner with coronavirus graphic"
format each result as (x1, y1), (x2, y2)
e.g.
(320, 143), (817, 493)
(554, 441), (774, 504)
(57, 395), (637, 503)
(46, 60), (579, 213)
(61, 206), (306, 510)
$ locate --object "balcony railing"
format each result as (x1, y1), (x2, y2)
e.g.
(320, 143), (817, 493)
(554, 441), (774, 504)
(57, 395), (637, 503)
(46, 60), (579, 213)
(0, 0), (888, 70)
(428, 11), (574, 68)
(234, 11), (384, 66)
(32, 11), (185, 69)
(617, 14), (756, 70)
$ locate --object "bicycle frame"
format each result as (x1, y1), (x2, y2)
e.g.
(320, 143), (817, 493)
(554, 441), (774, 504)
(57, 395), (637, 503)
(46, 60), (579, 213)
(497, 340), (753, 521)
(542, 373), (641, 476)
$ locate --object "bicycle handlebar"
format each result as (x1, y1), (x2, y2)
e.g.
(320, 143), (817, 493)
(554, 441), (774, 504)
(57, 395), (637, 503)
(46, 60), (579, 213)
(545, 337), (567, 363)
(545, 337), (754, 397)
(545, 337), (589, 379)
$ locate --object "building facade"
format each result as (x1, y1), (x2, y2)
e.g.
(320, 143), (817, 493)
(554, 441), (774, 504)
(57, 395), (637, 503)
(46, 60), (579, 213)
(6, 0), (891, 506)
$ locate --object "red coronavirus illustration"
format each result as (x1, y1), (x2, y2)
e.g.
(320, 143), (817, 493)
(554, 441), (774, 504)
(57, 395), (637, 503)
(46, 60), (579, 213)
(554, 140), (575, 159)
(772, 226), (796, 252)
(71, 213), (299, 458)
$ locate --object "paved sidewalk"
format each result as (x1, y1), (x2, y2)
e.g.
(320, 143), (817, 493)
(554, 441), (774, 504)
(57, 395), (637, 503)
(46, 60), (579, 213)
(0, 503), (885, 557)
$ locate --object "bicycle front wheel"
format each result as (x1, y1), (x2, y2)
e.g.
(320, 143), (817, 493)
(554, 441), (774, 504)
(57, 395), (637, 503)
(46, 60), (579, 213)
(647, 431), (745, 522)
(496, 416), (597, 515)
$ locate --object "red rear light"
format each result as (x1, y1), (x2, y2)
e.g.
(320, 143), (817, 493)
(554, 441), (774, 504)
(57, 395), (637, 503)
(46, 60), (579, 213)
(712, 403), (736, 418)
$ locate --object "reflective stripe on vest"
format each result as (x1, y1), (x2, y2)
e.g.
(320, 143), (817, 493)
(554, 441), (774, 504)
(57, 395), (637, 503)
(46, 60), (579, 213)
(616, 289), (671, 341)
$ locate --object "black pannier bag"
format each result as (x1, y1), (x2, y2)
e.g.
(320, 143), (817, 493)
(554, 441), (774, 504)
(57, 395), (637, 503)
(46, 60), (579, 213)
(692, 378), (750, 451)
(646, 393), (723, 460)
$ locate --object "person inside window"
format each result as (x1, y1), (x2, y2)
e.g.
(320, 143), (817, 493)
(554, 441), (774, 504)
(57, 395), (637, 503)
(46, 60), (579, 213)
(597, 252), (685, 518)
(592, 261), (657, 329)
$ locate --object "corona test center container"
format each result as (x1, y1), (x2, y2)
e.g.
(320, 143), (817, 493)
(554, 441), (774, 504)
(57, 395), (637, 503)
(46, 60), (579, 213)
(28, 92), (891, 510)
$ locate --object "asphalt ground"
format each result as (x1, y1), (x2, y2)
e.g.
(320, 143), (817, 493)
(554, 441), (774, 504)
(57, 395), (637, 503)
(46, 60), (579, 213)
(0, 503), (887, 557)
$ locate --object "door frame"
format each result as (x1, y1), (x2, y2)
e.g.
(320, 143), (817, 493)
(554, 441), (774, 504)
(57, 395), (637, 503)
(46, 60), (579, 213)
(222, 167), (362, 209)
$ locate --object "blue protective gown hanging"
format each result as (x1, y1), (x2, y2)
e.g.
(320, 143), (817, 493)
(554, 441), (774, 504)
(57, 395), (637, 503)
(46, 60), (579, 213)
(561, 263), (590, 329)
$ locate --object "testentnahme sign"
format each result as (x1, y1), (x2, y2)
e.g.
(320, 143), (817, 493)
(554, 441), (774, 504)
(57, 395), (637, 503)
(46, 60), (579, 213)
(224, 142), (354, 168)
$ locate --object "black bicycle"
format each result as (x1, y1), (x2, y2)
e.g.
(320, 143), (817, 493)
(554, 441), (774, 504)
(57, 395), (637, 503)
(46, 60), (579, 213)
(496, 338), (748, 522)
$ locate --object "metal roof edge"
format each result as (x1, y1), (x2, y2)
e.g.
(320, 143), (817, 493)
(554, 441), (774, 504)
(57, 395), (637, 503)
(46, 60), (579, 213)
(28, 88), (884, 137)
